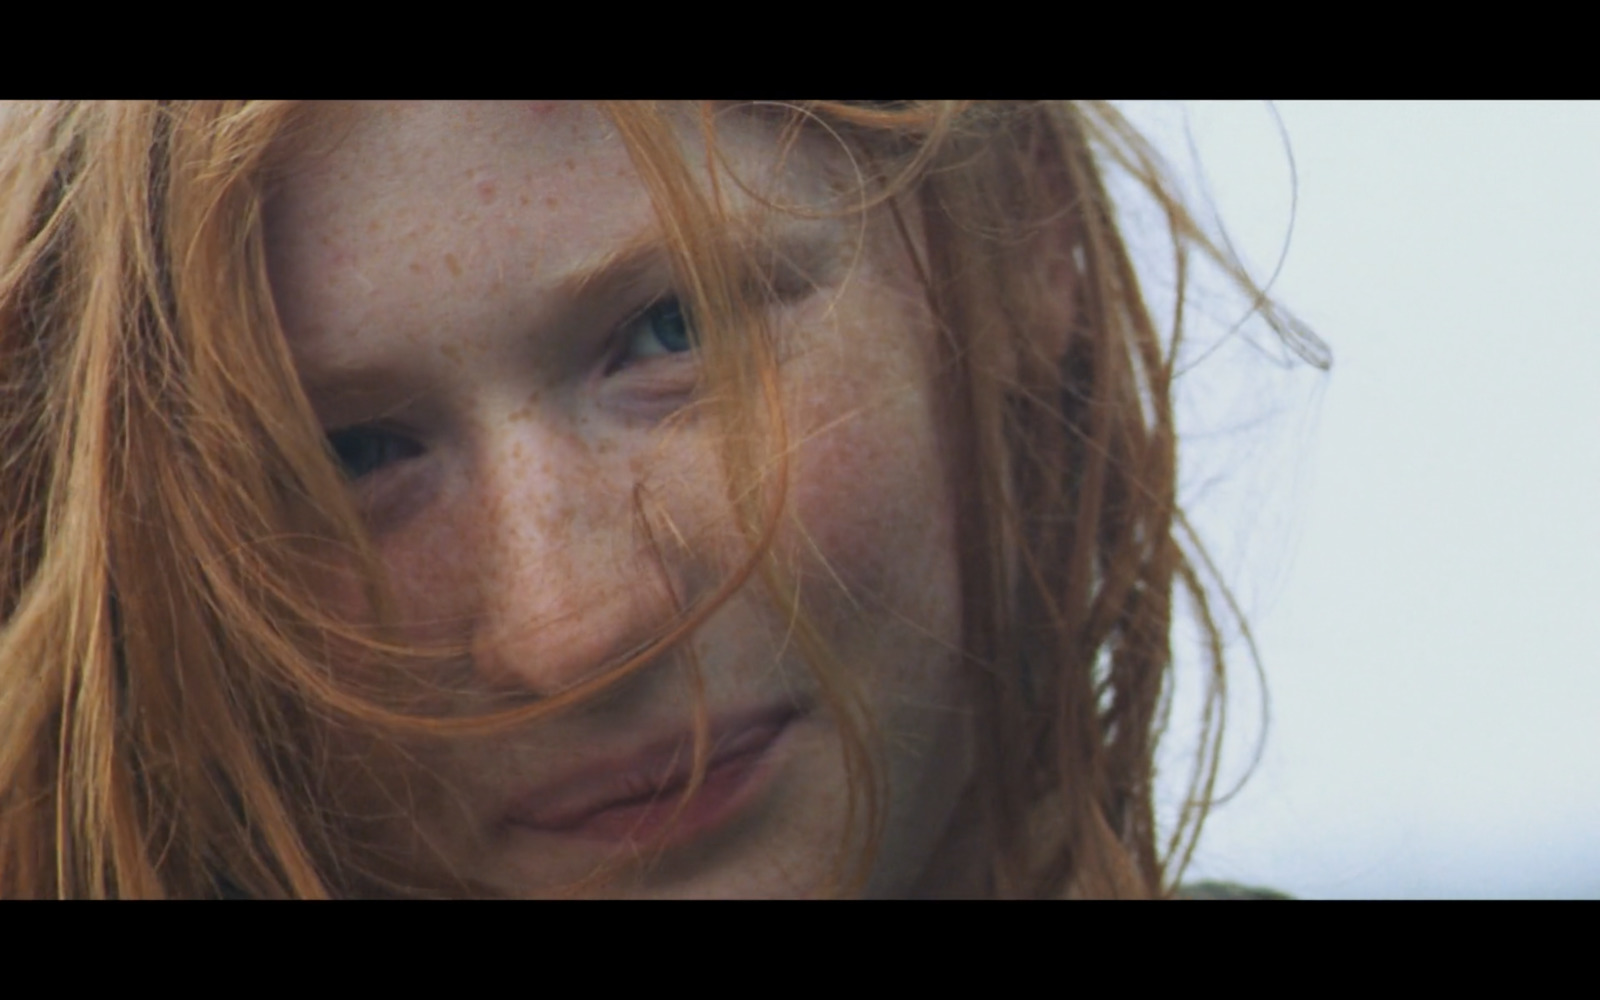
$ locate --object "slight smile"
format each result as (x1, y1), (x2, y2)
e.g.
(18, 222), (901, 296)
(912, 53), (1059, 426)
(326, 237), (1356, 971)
(502, 704), (802, 846)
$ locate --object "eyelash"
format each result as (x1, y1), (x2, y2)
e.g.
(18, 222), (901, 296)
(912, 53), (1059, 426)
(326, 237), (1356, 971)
(325, 425), (423, 482)
(323, 297), (700, 482)
(605, 296), (697, 375)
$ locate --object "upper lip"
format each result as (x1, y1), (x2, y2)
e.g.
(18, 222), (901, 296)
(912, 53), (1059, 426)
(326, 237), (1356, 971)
(502, 703), (799, 833)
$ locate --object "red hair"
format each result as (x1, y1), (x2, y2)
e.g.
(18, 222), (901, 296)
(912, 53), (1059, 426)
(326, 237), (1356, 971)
(0, 101), (1326, 897)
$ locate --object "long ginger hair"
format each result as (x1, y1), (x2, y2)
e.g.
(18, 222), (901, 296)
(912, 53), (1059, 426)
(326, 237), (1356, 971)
(0, 101), (1326, 898)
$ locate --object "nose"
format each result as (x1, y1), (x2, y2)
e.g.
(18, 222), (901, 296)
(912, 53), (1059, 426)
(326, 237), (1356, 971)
(466, 422), (681, 699)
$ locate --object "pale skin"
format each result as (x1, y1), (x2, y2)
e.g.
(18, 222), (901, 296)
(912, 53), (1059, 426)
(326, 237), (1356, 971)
(264, 102), (982, 897)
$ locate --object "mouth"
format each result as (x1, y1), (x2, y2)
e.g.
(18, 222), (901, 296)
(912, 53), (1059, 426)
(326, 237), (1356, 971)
(503, 704), (800, 845)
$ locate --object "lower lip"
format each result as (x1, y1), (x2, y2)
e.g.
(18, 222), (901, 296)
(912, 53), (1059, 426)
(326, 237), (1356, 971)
(514, 713), (796, 847)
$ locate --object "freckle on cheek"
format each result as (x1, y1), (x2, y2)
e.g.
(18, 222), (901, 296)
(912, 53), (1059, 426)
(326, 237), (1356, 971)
(547, 502), (578, 536)
(543, 196), (559, 209)
(477, 180), (497, 203)
(438, 343), (462, 364)
(444, 253), (462, 277)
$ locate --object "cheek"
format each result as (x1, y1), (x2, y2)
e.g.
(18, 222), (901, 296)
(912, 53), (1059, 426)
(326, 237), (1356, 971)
(785, 370), (959, 646)
(774, 222), (961, 648)
(380, 514), (479, 643)
(312, 494), (483, 653)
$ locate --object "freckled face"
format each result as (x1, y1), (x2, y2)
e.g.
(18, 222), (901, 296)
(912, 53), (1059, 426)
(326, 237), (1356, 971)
(264, 102), (975, 897)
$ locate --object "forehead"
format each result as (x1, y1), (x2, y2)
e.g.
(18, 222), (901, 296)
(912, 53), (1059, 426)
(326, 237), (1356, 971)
(263, 103), (854, 357)
(267, 102), (645, 281)
(268, 102), (849, 246)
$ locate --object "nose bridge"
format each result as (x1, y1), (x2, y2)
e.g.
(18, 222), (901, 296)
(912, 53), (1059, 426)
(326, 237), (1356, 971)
(470, 418), (673, 697)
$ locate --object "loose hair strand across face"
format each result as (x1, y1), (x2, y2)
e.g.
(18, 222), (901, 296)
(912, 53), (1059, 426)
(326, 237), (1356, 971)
(0, 101), (1324, 898)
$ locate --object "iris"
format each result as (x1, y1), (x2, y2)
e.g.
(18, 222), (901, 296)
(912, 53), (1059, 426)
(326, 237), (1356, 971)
(616, 297), (694, 367)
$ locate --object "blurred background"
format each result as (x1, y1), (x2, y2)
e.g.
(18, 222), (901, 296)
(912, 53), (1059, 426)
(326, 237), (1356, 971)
(1120, 102), (1600, 898)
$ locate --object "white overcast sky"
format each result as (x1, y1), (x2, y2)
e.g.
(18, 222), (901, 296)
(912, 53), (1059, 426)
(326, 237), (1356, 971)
(1119, 102), (1600, 898)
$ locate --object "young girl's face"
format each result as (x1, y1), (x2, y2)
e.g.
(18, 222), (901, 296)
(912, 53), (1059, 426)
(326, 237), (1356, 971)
(265, 102), (976, 897)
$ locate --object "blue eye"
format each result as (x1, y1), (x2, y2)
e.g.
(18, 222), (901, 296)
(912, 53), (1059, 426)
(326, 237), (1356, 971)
(325, 427), (422, 481)
(611, 297), (696, 372)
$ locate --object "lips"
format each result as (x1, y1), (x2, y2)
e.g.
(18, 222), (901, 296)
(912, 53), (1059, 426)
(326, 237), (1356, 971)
(503, 704), (799, 844)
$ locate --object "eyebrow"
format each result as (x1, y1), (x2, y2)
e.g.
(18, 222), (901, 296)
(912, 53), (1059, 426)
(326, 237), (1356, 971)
(293, 214), (855, 414)
(295, 363), (437, 427)
(554, 214), (852, 305)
